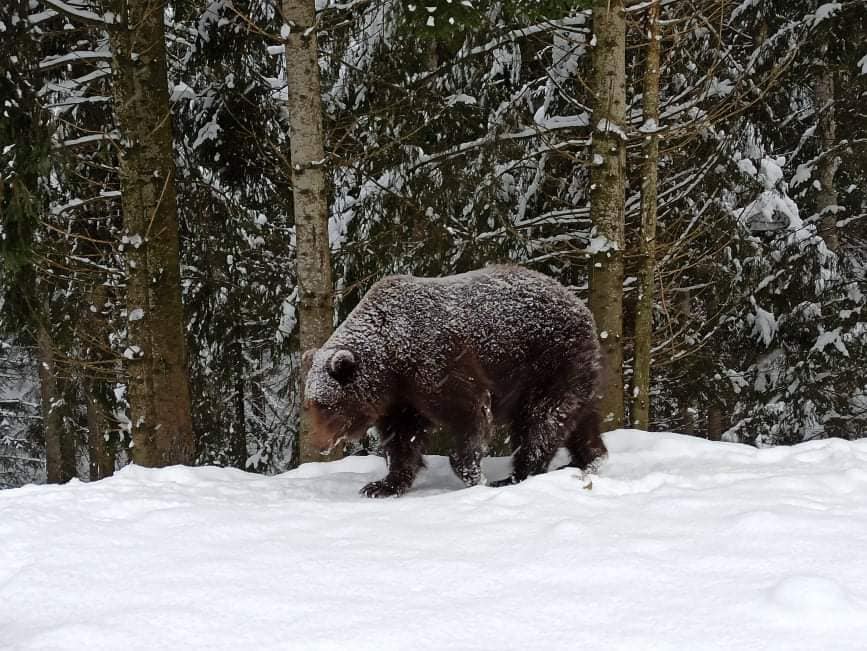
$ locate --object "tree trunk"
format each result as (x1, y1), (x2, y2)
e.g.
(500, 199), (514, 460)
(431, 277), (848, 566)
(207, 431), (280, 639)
(815, 58), (839, 253)
(82, 284), (115, 480)
(679, 399), (694, 435)
(229, 333), (248, 469)
(707, 404), (723, 441)
(84, 381), (114, 480)
(631, 0), (662, 431)
(108, 0), (194, 466)
(676, 288), (693, 435)
(589, 0), (627, 432)
(282, 0), (336, 464)
(37, 325), (76, 483)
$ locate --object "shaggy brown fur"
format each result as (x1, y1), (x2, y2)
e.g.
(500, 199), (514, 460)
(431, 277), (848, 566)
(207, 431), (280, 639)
(303, 265), (606, 497)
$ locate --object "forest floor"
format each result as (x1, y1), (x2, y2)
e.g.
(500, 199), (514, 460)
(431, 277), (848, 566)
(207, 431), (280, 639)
(3, 430), (867, 650)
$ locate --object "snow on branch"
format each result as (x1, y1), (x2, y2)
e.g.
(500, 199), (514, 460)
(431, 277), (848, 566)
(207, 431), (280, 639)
(42, 0), (119, 26)
(40, 51), (113, 70)
(463, 15), (589, 61)
(53, 132), (119, 150)
(28, 9), (59, 24)
(50, 191), (121, 216)
(624, 0), (681, 13)
(44, 67), (112, 94)
(46, 95), (112, 110)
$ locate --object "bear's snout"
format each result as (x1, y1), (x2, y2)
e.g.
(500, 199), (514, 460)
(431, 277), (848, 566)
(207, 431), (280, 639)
(304, 400), (339, 452)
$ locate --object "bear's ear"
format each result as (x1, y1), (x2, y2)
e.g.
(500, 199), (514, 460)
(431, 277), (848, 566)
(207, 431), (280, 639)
(327, 349), (356, 385)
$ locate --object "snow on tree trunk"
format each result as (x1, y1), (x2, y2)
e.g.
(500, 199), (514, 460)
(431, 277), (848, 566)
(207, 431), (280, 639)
(589, 0), (627, 431)
(282, 0), (336, 464)
(632, 0), (662, 431)
(815, 58), (839, 253)
(108, 0), (194, 466)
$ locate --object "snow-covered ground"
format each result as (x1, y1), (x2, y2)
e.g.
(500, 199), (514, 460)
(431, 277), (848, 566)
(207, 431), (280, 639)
(3, 430), (867, 650)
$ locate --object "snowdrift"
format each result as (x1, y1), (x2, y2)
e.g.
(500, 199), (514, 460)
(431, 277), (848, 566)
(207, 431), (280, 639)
(3, 430), (867, 650)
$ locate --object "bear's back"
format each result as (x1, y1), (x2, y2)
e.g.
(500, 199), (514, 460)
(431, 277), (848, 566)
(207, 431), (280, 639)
(362, 265), (596, 372)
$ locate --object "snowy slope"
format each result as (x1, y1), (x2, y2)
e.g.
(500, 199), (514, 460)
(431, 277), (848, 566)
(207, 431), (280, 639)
(3, 430), (867, 650)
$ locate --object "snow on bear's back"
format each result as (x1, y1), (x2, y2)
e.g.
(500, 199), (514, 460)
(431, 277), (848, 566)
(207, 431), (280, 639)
(339, 266), (597, 369)
(321, 265), (598, 378)
(377, 265), (592, 327)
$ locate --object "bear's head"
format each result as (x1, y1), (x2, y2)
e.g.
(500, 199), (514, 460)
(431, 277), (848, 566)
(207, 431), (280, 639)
(303, 348), (376, 452)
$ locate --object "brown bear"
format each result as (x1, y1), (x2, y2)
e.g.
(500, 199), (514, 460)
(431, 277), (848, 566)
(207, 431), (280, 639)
(303, 265), (606, 497)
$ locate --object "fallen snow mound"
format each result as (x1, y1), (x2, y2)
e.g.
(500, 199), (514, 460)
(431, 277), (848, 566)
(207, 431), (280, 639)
(3, 430), (867, 650)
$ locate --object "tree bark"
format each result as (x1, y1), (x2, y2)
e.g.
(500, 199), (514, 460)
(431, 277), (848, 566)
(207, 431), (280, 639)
(282, 0), (336, 464)
(631, 0), (662, 431)
(37, 325), (76, 483)
(815, 58), (839, 253)
(589, 0), (627, 432)
(679, 399), (694, 435)
(84, 381), (115, 480)
(707, 404), (723, 441)
(229, 333), (248, 469)
(108, 0), (194, 466)
(82, 284), (115, 480)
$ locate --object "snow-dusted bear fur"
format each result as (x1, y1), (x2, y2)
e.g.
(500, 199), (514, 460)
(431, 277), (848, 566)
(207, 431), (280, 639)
(303, 265), (606, 497)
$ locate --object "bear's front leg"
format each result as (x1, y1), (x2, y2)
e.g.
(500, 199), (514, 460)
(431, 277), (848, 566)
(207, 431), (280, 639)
(361, 406), (428, 498)
(564, 404), (607, 475)
(449, 445), (484, 487)
(445, 390), (493, 488)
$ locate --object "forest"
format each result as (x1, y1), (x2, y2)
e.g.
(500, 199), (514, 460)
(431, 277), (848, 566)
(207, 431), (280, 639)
(1, 0), (866, 488)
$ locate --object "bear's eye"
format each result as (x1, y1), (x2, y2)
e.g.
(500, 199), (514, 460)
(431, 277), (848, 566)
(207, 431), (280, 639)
(327, 349), (357, 385)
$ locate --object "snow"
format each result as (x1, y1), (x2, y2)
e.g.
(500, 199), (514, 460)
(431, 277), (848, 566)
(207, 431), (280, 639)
(39, 50), (112, 70)
(751, 299), (778, 346)
(121, 234), (143, 249)
(638, 117), (660, 134)
(812, 2), (842, 23)
(737, 158), (757, 176)
(813, 328), (849, 357)
(4, 430), (867, 650)
(42, 0), (113, 24)
(595, 118), (628, 140)
(121, 345), (141, 359)
(759, 157), (785, 189)
(170, 82), (195, 102)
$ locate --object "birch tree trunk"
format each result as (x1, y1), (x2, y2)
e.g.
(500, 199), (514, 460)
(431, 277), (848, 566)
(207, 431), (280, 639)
(589, 0), (627, 431)
(282, 0), (336, 464)
(108, 0), (194, 466)
(815, 56), (839, 253)
(631, 0), (662, 430)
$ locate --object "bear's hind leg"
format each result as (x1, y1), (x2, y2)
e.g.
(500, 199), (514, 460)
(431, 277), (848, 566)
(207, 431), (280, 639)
(488, 433), (558, 487)
(510, 423), (561, 483)
(361, 406), (428, 498)
(494, 398), (569, 486)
